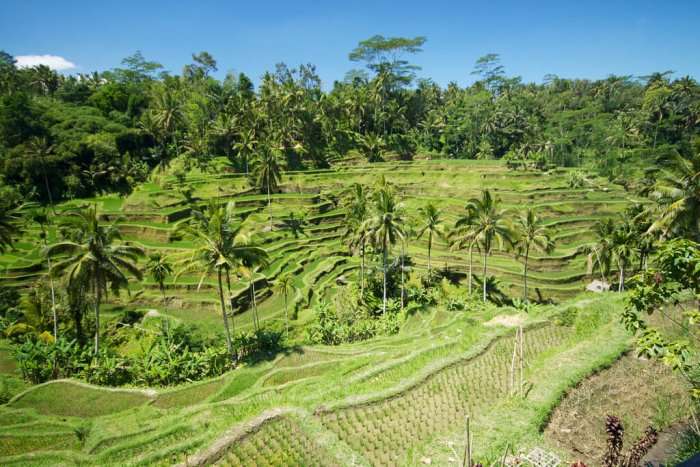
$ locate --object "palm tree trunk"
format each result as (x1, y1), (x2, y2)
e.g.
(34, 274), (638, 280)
(94, 280), (101, 355)
(400, 241), (405, 311)
(468, 243), (473, 296)
(523, 246), (530, 302)
(427, 232), (432, 275)
(252, 280), (259, 331)
(283, 292), (289, 338)
(225, 271), (236, 335)
(267, 173), (272, 231)
(45, 243), (58, 340)
(482, 251), (488, 303)
(382, 236), (388, 314)
(217, 269), (234, 360)
(618, 260), (625, 292)
(360, 240), (365, 297)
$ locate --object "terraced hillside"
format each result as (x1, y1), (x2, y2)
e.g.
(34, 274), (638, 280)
(0, 160), (638, 339)
(3, 291), (691, 466)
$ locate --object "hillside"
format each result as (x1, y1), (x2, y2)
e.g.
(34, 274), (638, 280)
(1, 160), (695, 465)
(0, 160), (639, 338)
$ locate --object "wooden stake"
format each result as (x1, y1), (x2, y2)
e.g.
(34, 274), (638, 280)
(499, 442), (510, 467)
(510, 334), (517, 395)
(462, 415), (471, 467)
(519, 326), (524, 397)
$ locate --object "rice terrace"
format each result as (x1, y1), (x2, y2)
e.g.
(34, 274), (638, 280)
(1, 3), (700, 466)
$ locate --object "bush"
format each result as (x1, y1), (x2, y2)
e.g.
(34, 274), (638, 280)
(13, 338), (85, 384)
(306, 300), (404, 345)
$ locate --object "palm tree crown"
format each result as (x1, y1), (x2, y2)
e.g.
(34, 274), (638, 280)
(364, 184), (404, 313)
(46, 206), (144, 354)
(466, 190), (514, 302)
(514, 208), (554, 301)
(416, 203), (443, 275)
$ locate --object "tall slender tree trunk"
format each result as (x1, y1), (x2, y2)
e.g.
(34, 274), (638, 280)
(618, 260), (625, 292)
(523, 245), (530, 302)
(217, 270), (234, 360)
(44, 237), (58, 340)
(225, 271), (236, 336)
(482, 250), (488, 303)
(427, 232), (432, 275)
(252, 280), (259, 331)
(283, 292), (289, 338)
(382, 236), (388, 314)
(267, 174), (272, 231)
(468, 243), (473, 296)
(360, 240), (365, 297)
(94, 280), (101, 355)
(400, 241), (405, 311)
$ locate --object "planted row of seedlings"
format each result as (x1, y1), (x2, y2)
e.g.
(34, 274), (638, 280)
(319, 325), (571, 466)
(214, 416), (333, 467)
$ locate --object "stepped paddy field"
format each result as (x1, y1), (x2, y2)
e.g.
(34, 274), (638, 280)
(0, 160), (694, 465)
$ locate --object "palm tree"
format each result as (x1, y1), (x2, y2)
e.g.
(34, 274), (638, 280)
(252, 146), (284, 231)
(467, 190), (514, 303)
(280, 212), (307, 239)
(400, 221), (416, 310)
(233, 128), (257, 175)
(46, 206), (144, 354)
(612, 221), (637, 292)
(583, 218), (615, 284)
(28, 205), (58, 339)
(364, 186), (404, 313)
(274, 273), (294, 338)
(146, 253), (173, 307)
(452, 205), (478, 296)
(343, 183), (370, 296)
(514, 208), (554, 302)
(26, 137), (55, 208)
(648, 149), (700, 241)
(150, 84), (184, 161)
(416, 203), (443, 276)
(178, 202), (268, 359)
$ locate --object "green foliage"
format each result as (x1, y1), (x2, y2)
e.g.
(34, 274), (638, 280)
(306, 295), (403, 345)
(623, 238), (700, 400)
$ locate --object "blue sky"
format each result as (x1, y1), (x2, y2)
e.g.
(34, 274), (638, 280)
(2, 0), (699, 87)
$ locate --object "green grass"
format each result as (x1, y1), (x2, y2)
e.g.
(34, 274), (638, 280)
(9, 381), (152, 418)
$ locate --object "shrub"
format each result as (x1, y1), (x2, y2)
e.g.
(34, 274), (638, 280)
(13, 338), (85, 384)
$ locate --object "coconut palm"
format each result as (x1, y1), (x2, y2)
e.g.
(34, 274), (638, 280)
(146, 253), (173, 306)
(178, 202), (268, 359)
(611, 221), (637, 292)
(280, 212), (308, 239)
(274, 273), (295, 338)
(452, 205), (479, 296)
(467, 190), (514, 303)
(583, 218), (615, 284)
(514, 208), (554, 302)
(150, 84), (185, 160)
(46, 206), (144, 354)
(342, 183), (371, 295)
(648, 149), (700, 241)
(364, 186), (404, 313)
(416, 203), (443, 276)
(28, 204), (58, 339)
(252, 146), (284, 231)
(233, 128), (257, 175)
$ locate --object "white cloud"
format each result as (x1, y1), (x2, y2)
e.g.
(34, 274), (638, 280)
(15, 55), (76, 71)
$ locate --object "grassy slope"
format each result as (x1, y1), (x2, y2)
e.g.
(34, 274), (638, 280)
(3, 160), (683, 465)
(2, 292), (689, 466)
